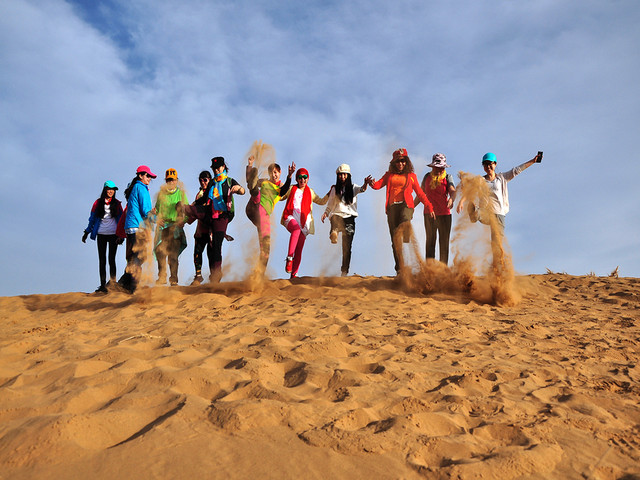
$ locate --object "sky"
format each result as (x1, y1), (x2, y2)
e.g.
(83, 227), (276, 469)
(1, 0), (639, 296)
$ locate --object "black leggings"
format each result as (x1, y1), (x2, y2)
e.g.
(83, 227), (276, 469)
(330, 215), (355, 274)
(97, 234), (118, 286)
(193, 235), (213, 274)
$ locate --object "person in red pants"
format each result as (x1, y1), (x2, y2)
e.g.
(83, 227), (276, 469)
(280, 168), (328, 278)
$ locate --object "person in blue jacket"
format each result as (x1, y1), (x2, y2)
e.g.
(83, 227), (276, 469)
(119, 165), (157, 293)
(82, 180), (123, 293)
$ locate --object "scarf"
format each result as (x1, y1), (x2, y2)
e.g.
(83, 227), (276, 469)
(430, 170), (447, 190)
(283, 185), (312, 228)
(210, 170), (229, 212)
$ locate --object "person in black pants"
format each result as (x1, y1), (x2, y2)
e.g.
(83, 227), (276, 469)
(82, 180), (123, 292)
(208, 156), (245, 282)
(190, 170), (214, 285)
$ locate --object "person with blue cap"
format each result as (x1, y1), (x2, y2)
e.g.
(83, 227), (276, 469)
(457, 151), (542, 239)
(82, 180), (124, 293)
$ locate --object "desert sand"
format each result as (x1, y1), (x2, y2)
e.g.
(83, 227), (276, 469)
(1, 272), (639, 479)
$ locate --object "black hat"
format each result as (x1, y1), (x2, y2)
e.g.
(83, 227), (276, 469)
(211, 156), (226, 169)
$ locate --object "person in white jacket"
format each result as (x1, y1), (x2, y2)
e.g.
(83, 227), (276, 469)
(457, 151), (542, 233)
(321, 164), (372, 276)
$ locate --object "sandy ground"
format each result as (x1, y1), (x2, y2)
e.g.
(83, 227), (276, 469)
(1, 273), (639, 479)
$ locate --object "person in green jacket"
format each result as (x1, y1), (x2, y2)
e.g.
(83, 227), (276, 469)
(246, 155), (295, 268)
(154, 168), (188, 286)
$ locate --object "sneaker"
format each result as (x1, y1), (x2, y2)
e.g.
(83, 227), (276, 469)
(285, 256), (293, 274)
(190, 274), (204, 286)
(329, 230), (338, 244)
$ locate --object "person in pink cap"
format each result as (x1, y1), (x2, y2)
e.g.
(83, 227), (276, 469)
(280, 168), (328, 278)
(118, 165), (157, 293)
(369, 148), (435, 273)
(419, 153), (456, 265)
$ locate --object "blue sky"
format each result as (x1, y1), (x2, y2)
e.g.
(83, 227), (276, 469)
(1, 0), (639, 296)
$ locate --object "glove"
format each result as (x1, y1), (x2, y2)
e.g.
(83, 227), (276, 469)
(82, 232), (88, 243)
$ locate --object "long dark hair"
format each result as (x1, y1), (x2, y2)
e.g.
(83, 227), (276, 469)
(95, 186), (118, 218)
(335, 172), (354, 205)
(388, 157), (414, 175)
(124, 174), (142, 200)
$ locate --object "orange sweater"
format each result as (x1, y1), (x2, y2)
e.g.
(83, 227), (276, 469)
(371, 172), (433, 213)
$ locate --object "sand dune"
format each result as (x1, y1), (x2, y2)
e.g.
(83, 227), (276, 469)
(1, 273), (639, 479)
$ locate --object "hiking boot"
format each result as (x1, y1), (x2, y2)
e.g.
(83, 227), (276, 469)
(285, 256), (293, 274)
(329, 230), (338, 244)
(190, 274), (204, 286)
(95, 285), (108, 293)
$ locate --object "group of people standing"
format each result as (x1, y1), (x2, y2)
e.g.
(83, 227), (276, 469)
(83, 147), (542, 293)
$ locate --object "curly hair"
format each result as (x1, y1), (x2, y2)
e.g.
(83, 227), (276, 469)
(388, 156), (414, 175)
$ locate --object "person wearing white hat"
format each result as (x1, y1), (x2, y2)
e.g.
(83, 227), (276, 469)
(419, 153), (456, 265)
(321, 164), (372, 276)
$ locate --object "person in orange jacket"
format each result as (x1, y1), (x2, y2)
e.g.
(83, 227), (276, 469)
(370, 148), (435, 273)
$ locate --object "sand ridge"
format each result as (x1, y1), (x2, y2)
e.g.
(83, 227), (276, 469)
(1, 274), (639, 479)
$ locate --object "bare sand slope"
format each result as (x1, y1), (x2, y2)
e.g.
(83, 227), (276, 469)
(1, 274), (639, 479)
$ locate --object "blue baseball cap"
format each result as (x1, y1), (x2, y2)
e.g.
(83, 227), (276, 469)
(482, 152), (497, 164)
(103, 180), (118, 190)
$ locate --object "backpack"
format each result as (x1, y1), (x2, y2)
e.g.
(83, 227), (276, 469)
(224, 178), (235, 222)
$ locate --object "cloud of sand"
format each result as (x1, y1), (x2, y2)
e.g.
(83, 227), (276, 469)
(125, 180), (191, 291)
(392, 171), (522, 306)
(245, 140), (278, 178)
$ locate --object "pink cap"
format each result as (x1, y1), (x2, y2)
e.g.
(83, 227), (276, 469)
(136, 165), (157, 178)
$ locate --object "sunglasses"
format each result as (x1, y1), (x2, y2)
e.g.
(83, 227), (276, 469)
(297, 175), (308, 179)
(395, 159), (407, 163)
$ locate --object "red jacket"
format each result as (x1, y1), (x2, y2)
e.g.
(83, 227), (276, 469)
(371, 172), (433, 213)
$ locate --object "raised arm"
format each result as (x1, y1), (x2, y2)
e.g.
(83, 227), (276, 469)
(279, 162), (296, 196)
(246, 155), (259, 191)
(502, 154), (541, 181)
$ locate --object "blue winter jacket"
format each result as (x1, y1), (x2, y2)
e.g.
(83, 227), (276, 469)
(84, 198), (123, 240)
(125, 180), (153, 230)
